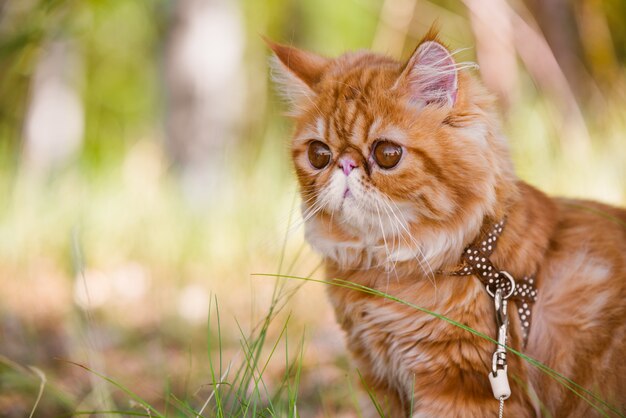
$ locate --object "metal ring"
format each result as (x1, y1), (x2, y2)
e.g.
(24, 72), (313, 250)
(486, 270), (516, 300)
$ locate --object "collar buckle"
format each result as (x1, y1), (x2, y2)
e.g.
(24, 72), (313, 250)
(486, 270), (516, 300)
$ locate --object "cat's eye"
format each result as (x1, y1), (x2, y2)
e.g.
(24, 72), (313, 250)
(373, 140), (402, 169)
(307, 140), (332, 169)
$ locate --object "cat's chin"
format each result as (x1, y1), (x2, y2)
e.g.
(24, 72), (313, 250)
(303, 202), (485, 275)
(304, 214), (380, 269)
(303, 211), (425, 272)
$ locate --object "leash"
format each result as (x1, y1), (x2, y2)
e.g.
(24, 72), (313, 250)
(489, 286), (512, 417)
(439, 219), (539, 416)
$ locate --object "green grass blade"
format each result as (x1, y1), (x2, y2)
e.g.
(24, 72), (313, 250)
(566, 203), (626, 229)
(234, 319), (267, 417)
(168, 393), (208, 418)
(206, 295), (225, 416)
(0, 355), (75, 409)
(356, 369), (385, 417)
(26, 366), (46, 418)
(289, 331), (306, 417)
(66, 411), (151, 417)
(62, 359), (165, 418)
(347, 373), (365, 418)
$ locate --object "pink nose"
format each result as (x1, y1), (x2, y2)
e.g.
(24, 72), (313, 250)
(338, 157), (357, 176)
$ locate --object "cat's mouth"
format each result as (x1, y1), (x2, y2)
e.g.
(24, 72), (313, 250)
(343, 187), (352, 198)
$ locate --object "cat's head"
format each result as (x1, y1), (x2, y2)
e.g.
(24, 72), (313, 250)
(268, 31), (517, 272)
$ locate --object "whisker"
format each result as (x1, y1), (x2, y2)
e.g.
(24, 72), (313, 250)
(286, 194), (329, 238)
(381, 195), (437, 292)
(378, 199), (403, 283)
(374, 199), (395, 289)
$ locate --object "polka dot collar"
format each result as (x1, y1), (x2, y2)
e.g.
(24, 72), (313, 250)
(444, 218), (538, 344)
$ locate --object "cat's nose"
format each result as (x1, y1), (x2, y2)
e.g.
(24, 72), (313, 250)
(338, 156), (357, 176)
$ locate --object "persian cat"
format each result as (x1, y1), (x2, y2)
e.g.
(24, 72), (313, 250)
(268, 30), (626, 417)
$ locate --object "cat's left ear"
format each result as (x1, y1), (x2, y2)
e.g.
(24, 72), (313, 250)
(397, 39), (458, 108)
(265, 38), (329, 108)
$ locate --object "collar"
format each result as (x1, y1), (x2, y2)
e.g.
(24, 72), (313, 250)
(440, 218), (538, 344)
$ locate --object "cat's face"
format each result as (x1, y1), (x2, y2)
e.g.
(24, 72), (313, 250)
(291, 60), (420, 237)
(269, 35), (515, 270)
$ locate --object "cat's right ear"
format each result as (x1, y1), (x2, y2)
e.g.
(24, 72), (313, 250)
(265, 38), (329, 109)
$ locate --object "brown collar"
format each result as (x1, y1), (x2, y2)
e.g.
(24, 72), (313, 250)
(440, 219), (538, 344)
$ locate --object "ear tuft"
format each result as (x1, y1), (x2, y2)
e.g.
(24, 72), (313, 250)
(419, 23), (443, 45)
(399, 39), (459, 108)
(265, 38), (329, 109)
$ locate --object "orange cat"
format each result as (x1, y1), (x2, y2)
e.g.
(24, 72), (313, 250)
(268, 30), (626, 417)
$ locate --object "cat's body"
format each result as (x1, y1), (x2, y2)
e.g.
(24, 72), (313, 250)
(268, 31), (626, 417)
(326, 188), (626, 417)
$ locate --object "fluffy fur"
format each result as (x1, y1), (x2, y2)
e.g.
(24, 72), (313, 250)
(267, 31), (626, 417)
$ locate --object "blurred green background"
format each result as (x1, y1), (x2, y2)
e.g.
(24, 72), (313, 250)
(0, 0), (624, 416)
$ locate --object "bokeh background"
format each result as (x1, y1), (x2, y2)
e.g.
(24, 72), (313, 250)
(0, 0), (625, 416)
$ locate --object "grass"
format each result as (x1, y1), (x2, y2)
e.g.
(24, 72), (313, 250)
(8, 244), (625, 417)
(26, 260), (624, 417)
(8, 196), (626, 418)
(53, 269), (326, 417)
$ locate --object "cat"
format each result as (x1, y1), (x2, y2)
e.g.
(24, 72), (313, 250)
(267, 29), (626, 417)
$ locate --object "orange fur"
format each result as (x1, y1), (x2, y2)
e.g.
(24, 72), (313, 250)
(268, 34), (626, 417)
